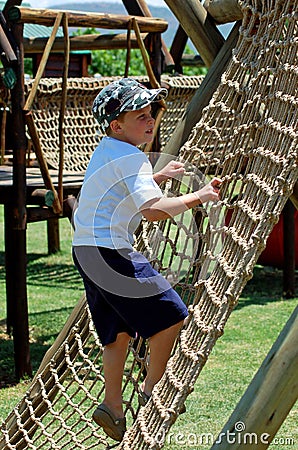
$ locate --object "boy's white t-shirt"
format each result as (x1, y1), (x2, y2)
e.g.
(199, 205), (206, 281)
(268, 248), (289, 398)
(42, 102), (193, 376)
(72, 136), (163, 249)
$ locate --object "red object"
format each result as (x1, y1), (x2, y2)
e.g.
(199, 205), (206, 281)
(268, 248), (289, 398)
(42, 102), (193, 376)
(225, 210), (298, 269)
(258, 211), (298, 269)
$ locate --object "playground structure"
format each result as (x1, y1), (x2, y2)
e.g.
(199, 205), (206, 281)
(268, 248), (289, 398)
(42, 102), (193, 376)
(0, 0), (236, 380)
(0, 0), (297, 448)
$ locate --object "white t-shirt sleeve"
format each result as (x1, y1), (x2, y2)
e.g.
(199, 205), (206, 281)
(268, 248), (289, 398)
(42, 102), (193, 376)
(118, 153), (163, 210)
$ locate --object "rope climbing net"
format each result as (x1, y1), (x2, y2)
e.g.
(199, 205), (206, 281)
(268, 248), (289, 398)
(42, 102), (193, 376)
(24, 74), (203, 172)
(1, 0), (297, 448)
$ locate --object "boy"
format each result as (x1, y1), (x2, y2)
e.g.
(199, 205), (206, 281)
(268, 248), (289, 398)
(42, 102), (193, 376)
(72, 78), (221, 441)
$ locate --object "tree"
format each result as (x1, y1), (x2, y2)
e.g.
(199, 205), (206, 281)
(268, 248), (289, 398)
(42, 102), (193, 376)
(73, 28), (146, 77)
(89, 47), (147, 77)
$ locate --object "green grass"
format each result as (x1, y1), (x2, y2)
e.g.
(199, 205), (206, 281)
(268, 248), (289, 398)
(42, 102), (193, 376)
(163, 292), (297, 449)
(0, 205), (297, 448)
(0, 210), (84, 383)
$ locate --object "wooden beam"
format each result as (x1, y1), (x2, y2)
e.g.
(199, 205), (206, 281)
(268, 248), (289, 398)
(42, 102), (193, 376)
(131, 0), (174, 67)
(26, 206), (58, 222)
(24, 32), (146, 53)
(132, 17), (163, 93)
(170, 25), (189, 73)
(47, 218), (60, 254)
(0, 23), (17, 62)
(4, 204), (14, 334)
(204, 0), (243, 24)
(164, 0), (224, 67)
(9, 19), (32, 379)
(121, 1), (164, 78)
(8, 6), (168, 33)
(25, 112), (62, 214)
(24, 12), (64, 110)
(58, 13), (69, 209)
(211, 306), (298, 449)
(155, 21), (240, 166)
(2, 0), (21, 21)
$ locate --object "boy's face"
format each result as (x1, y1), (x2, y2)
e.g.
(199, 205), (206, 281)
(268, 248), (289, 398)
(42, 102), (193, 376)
(109, 105), (155, 147)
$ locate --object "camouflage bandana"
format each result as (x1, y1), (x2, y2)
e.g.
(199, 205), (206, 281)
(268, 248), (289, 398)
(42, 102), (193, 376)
(92, 78), (167, 133)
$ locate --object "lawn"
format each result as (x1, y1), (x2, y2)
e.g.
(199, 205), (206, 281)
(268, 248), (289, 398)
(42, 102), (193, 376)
(0, 205), (297, 449)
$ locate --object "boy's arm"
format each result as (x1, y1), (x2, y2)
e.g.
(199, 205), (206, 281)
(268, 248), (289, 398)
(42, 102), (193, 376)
(141, 178), (222, 222)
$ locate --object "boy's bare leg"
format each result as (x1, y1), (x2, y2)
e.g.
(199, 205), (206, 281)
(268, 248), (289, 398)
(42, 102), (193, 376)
(142, 320), (184, 396)
(102, 332), (131, 418)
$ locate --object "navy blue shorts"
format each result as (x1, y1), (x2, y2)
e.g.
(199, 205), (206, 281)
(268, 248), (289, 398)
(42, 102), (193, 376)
(73, 246), (188, 346)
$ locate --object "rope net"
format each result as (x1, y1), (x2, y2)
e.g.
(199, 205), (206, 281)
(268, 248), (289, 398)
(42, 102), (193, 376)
(1, 0), (298, 448)
(24, 75), (203, 172)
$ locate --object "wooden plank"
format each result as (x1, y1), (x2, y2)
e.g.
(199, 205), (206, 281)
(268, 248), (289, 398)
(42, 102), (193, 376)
(24, 12), (63, 111)
(132, 18), (163, 94)
(57, 13), (69, 209)
(8, 6), (168, 33)
(211, 306), (298, 449)
(204, 0), (243, 24)
(155, 21), (241, 166)
(25, 113), (62, 214)
(26, 206), (58, 222)
(0, 165), (85, 187)
(164, 0), (224, 67)
(23, 32), (146, 53)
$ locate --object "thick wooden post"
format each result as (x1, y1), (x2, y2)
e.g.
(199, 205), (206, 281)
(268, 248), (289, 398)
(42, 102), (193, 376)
(204, 0), (243, 24)
(4, 203), (14, 334)
(9, 20), (32, 379)
(164, 0), (224, 67)
(211, 306), (298, 449)
(47, 218), (60, 254)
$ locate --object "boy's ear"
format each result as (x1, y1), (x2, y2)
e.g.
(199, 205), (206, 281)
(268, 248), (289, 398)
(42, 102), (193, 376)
(109, 119), (123, 134)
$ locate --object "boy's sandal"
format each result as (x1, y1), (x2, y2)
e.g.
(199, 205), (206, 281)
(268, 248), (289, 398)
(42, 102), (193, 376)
(92, 403), (126, 442)
(138, 389), (187, 414)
